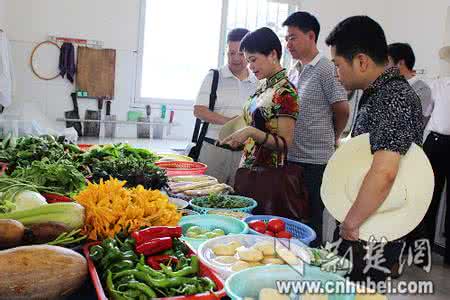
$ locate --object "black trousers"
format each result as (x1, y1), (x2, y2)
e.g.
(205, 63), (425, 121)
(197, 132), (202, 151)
(291, 162), (326, 247)
(422, 132), (450, 263)
(333, 227), (404, 283)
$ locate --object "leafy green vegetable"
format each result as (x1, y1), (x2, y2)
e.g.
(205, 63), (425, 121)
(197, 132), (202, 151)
(192, 194), (251, 209)
(92, 157), (167, 190)
(0, 135), (82, 174)
(80, 143), (160, 166)
(11, 158), (86, 196)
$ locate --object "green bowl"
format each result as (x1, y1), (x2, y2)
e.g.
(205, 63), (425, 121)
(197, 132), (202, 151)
(179, 214), (249, 250)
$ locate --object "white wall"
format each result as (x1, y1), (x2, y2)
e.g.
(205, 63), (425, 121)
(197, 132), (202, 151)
(2, 0), (194, 140)
(0, 0), (5, 29)
(302, 0), (450, 78)
(2, 0), (450, 140)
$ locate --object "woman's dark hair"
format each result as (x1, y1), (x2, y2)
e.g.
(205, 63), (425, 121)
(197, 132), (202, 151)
(388, 43), (416, 70)
(282, 11), (320, 43)
(227, 28), (250, 43)
(239, 27), (282, 60)
(325, 16), (388, 66)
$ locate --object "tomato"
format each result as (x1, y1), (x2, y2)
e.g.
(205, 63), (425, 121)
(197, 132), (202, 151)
(248, 220), (266, 233)
(276, 231), (292, 239)
(267, 218), (285, 233)
(265, 230), (275, 237)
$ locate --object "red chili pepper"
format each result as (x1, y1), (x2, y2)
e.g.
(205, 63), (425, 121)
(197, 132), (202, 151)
(146, 255), (179, 270)
(131, 226), (182, 245)
(42, 193), (73, 203)
(135, 237), (173, 256)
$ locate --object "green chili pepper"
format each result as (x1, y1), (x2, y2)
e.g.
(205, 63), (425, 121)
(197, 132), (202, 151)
(100, 248), (122, 270)
(136, 263), (166, 279)
(102, 238), (117, 249)
(132, 271), (199, 288)
(106, 270), (130, 300)
(119, 282), (156, 298)
(180, 284), (199, 295)
(161, 255), (200, 277)
(199, 277), (216, 291)
(107, 260), (135, 273)
(89, 245), (104, 262)
(123, 289), (144, 298)
(115, 274), (136, 287)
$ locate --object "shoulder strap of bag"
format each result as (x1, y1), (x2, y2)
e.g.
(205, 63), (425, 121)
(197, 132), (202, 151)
(192, 69), (219, 143)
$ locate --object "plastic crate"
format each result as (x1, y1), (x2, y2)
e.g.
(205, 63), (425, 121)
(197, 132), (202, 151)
(83, 241), (226, 300)
(243, 215), (316, 246)
(189, 196), (257, 214)
(155, 161), (208, 176)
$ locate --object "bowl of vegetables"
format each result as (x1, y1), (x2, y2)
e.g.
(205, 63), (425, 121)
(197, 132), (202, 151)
(244, 215), (316, 246)
(189, 194), (257, 214)
(308, 247), (353, 276)
(179, 215), (249, 250)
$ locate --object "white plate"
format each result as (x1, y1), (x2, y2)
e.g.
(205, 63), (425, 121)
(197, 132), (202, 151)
(197, 234), (310, 280)
(169, 197), (189, 209)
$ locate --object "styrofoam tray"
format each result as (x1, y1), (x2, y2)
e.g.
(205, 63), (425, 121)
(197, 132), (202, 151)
(197, 234), (311, 280)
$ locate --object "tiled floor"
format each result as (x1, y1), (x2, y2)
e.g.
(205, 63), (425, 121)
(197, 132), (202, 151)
(389, 254), (449, 299)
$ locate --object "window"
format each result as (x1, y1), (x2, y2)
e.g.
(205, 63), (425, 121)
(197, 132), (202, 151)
(135, 0), (300, 104)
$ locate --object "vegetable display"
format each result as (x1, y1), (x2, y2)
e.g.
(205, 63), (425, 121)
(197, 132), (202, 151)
(74, 178), (181, 240)
(92, 157), (167, 190)
(0, 135), (81, 174)
(89, 230), (218, 299)
(79, 143), (160, 166)
(11, 158), (86, 196)
(185, 225), (225, 239)
(248, 218), (293, 239)
(0, 202), (85, 230)
(192, 193), (252, 209)
(0, 177), (62, 213)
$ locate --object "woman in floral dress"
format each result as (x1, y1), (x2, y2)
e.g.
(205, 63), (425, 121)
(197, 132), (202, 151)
(221, 27), (302, 216)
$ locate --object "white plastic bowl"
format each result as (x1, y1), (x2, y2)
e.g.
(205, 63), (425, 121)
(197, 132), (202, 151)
(197, 234), (310, 280)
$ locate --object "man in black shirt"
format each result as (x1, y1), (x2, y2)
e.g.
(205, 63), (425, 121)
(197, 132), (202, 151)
(325, 16), (423, 283)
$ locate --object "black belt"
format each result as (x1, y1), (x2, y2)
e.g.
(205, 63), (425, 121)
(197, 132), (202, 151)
(203, 137), (241, 151)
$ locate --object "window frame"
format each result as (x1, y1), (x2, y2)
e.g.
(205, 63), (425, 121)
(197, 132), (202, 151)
(133, 0), (301, 107)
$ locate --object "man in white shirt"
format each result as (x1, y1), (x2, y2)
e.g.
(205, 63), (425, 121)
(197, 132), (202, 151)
(388, 43), (433, 129)
(194, 28), (257, 185)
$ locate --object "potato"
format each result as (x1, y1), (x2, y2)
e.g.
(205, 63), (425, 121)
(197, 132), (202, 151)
(236, 246), (263, 262)
(231, 260), (250, 271)
(228, 241), (242, 251)
(247, 261), (263, 267)
(253, 242), (276, 256)
(214, 256), (238, 265)
(212, 244), (235, 256)
(0, 219), (25, 249)
(259, 288), (290, 300)
(23, 222), (70, 244)
(262, 257), (285, 265)
(276, 248), (300, 266)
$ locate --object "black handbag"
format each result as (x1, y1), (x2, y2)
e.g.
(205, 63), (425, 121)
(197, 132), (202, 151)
(188, 69), (219, 161)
